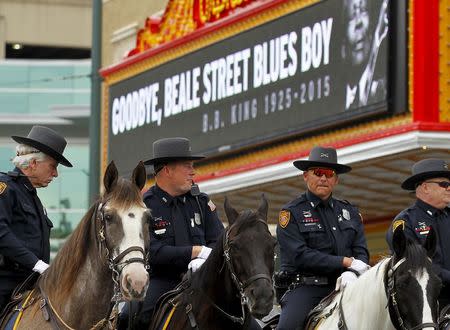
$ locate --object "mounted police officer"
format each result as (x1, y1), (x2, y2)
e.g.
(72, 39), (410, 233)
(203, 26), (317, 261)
(127, 137), (224, 329)
(0, 125), (72, 312)
(386, 158), (450, 312)
(276, 146), (370, 330)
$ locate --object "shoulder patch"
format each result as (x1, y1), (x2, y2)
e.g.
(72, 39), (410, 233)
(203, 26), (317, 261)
(278, 210), (291, 228)
(208, 200), (216, 211)
(0, 182), (7, 195)
(392, 219), (405, 232)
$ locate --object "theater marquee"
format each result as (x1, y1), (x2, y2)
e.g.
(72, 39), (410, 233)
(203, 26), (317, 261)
(105, 0), (407, 175)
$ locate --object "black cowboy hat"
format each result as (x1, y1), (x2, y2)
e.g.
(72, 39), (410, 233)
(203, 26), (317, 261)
(293, 146), (352, 174)
(143, 137), (205, 165)
(11, 125), (72, 167)
(401, 158), (450, 190)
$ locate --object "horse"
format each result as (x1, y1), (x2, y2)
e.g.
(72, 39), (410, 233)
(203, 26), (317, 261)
(150, 195), (276, 330)
(307, 225), (441, 330)
(0, 161), (151, 330)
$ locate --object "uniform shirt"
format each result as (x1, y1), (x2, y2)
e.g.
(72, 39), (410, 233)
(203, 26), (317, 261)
(143, 185), (224, 279)
(386, 199), (450, 286)
(276, 190), (369, 279)
(0, 168), (52, 274)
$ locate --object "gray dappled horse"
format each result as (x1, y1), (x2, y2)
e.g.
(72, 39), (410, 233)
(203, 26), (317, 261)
(1, 161), (151, 329)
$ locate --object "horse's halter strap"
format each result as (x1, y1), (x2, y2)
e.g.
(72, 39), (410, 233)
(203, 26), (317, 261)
(386, 257), (439, 330)
(219, 218), (272, 324)
(96, 202), (149, 303)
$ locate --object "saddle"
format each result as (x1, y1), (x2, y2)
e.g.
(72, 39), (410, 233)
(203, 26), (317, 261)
(0, 272), (39, 328)
(149, 277), (192, 330)
(304, 290), (339, 330)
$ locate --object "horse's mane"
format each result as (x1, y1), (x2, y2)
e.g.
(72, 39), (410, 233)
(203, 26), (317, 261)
(39, 202), (97, 300)
(38, 177), (144, 300)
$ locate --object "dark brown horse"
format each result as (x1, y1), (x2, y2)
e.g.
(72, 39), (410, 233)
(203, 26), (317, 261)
(1, 161), (151, 330)
(150, 195), (276, 330)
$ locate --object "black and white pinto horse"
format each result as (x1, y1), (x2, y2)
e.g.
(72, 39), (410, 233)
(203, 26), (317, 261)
(310, 226), (441, 330)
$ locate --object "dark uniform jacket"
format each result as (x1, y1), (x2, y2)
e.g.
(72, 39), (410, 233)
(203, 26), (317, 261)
(143, 185), (224, 279)
(386, 199), (450, 288)
(276, 191), (369, 281)
(0, 168), (52, 293)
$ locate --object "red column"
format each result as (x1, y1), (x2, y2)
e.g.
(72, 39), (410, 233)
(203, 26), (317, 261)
(413, 0), (440, 122)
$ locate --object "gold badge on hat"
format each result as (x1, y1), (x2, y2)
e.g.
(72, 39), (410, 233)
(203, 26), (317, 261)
(392, 219), (405, 232)
(278, 210), (291, 228)
(0, 182), (7, 195)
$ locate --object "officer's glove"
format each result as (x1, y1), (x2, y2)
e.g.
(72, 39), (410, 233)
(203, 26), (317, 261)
(335, 271), (358, 291)
(188, 258), (206, 272)
(198, 246), (212, 260)
(348, 258), (370, 275)
(33, 260), (49, 274)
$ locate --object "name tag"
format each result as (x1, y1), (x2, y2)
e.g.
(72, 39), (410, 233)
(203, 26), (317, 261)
(155, 228), (166, 235)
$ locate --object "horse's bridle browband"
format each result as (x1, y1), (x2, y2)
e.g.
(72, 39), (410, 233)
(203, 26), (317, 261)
(216, 218), (272, 325)
(386, 257), (439, 330)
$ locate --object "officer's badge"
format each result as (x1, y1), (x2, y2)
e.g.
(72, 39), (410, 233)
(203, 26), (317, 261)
(278, 210), (290, 228)
(208, 200), (216, 211)
(194, 212), (201, 225)
(392, 219), (405, 232)
(0, 182), (6, 195)
(342, 209), (350, 221)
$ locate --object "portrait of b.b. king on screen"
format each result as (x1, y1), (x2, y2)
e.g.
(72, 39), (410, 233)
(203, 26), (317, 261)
(341, 0), (389, 110)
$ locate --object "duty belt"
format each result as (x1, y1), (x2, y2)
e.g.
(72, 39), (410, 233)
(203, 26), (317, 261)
(289, 274), (329, 289)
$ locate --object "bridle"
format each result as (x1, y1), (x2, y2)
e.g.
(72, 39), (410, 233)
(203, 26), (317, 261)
(37, 200), (149, 330)
(95, 201), (149, 302)
(214, 218), (272, 324)
(386, 257), (439, 330)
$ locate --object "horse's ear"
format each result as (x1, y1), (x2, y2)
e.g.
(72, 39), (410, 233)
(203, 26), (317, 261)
(424, 226), (437, 258)
(132, 161), (147, 191)
(257, 194), (268, 222)
(224, 196), (239, 225)
(104, 161), (119, 193)
(392, 225), (407, 258)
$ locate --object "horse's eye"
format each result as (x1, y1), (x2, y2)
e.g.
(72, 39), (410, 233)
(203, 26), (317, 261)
(104, 214), (113, 221)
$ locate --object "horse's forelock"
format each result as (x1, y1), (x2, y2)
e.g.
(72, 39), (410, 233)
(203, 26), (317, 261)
(104, 177), (144, 210)
(402, 241), (430, 276)
(231, 210), (265, 233)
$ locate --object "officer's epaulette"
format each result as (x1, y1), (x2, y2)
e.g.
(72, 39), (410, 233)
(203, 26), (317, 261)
(0, 171), (26, 181)
(335, 198), (352, 205)
(284, 194), (307, 208)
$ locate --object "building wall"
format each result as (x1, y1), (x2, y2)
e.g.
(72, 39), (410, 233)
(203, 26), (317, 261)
(101, 0), (168, 67)
(0, 0), (92, 57)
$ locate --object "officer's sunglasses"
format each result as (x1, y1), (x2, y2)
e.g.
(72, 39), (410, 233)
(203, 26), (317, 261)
(309, 167), (336, 178)
(424, 181), (450, 189)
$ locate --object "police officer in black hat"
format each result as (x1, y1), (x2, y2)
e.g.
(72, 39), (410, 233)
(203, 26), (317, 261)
(130, 137), (224, 329)
(276, 146), (369, 330)
(386, 158), (450, 311)
(0, 125), (72, 312)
